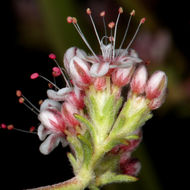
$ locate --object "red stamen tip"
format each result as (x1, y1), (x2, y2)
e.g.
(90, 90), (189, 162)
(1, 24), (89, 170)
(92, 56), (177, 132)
(48, 83), (53, 88)
(16, 90), (22, 97)
(19, 97), (24, 104)
(118, 7), (123, 14)
(29, 126), (35, 132)
(72, 17), (77, 24)
(30, 73), (39, 79)
(49, 53), (56, 60)
(100, 11), (105, 17)
(140, 17), (146, 24)
(1, 123), (7, 129)
(109, 36), (114, 42)
(7, 124), (14, 130)
(108, 22), (115, 29)
(67, 16), (73, 23)
(130, 9), (135, 16)
(86, 8), (91, 15)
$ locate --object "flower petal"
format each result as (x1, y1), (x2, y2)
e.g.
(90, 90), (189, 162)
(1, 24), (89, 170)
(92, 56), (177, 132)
(47, 87), (72, 101)
(40, 99), (61, 111)
(39, 134), (61, 155)
(90, 62), (110, 77)
(37, 124), (51, 141)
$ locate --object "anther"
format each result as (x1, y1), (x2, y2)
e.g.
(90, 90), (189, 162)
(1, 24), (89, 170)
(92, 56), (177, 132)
(38, 99), (43, 105)
(72, 17), (77, 24)
(29, 126), (36, 132)
(16, 90), (22, 97)
(49, 53), (56, 60)
(1, 123), (7, 129)
(140, 17), (146, 24)
(67, 16), (73, 24)
(100, 11), (105, 17)
(86, 8), (91, 15)
(30, 73), (39, 79)
(19, 97), (25, 104)
(7, 124), (14, 130)
(130, 9), (135, 16)
(118, 7), (123, 14)
(108, 22), (115, 29)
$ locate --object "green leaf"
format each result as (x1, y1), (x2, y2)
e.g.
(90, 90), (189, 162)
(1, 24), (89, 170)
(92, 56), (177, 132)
(78, 133), (93, 167)
(96, 171), (138, 187)
(67, 135), (84, 165)
(67, 152), (78, 174)
(74, 114), (96, 144)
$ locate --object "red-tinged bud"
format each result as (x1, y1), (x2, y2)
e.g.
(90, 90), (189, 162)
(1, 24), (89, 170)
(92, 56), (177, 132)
(16, 90), (22, 97)
(38, 108), (66, 133)
(69, 56), (91, 89)
(120, 158), (141, 176)
(49, 53), (56, 60)
(93, 77), (107, 91)
(7, 124), (14, 130)
(1, 123), (7, 129)
(66, 90), (85, 109)
(112, 65), (135, 87)
(100, 11), (105, 17)
(63, 47), (87, 75)
(145, 71), (167, 100)
(30, 73), (39, 79)
(67, 16), (73, 23)
(61, 102), (79, 128)
(130, 65), (148, 94)
(148, 91), (166, 110)
(86, 8), (91, 15)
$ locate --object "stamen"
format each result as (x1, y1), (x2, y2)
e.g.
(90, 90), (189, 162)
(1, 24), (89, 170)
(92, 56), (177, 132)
(67, 17), (99, 61)
(100, 11), (107, 44)
(119, 9), (135, 50)
(18, 97), (39, 115)
(86, 8), (101, 45)
(113, 7), (123, 59)
(122, 17), (146, 56)
(49, 53), (71, 87)
(16, 90), (40, 114)
(108, 22), (115, 57)
(30, 73), (60, 90)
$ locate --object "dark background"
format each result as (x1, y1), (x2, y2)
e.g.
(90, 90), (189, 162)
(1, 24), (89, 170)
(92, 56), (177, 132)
(1, 0), (190, 189)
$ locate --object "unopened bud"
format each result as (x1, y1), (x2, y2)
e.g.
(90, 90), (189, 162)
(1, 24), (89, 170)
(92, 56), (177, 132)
(130, 65), (147, 94)
(145, 71), (167, 100)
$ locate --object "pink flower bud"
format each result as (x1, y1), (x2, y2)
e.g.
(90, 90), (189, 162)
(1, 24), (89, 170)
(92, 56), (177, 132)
(145, 71), (167, 100)
(93, 77), (107, 91)
(38, 108), (66, 133)
(61, 102), (79, 128)
(130, 65), (147, 94)
(69, 56), (91, 89)
(112, 65), (135, 87)
(63, 47), (87, 75)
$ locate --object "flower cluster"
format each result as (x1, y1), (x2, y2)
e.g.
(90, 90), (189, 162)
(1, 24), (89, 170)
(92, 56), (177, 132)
(4, 7), (168, 190)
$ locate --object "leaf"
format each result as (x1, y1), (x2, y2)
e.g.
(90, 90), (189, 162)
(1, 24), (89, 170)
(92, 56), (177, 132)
(67, 152), (78, 174)
(74, 114), (96, 144)
(67, 135), (84, 165)
(78, 133), (93, 167)
(96, 171), (138, 187)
